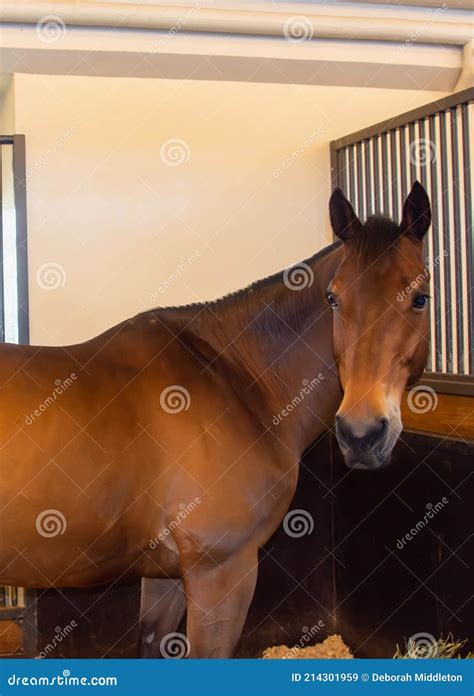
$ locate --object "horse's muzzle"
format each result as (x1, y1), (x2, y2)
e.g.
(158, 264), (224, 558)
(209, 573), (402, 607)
(335, 414), (392, 470)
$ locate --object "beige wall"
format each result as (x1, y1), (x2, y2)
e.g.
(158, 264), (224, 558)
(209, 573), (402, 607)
(0, 75), (15, 133)
(8, 74), (447, 345)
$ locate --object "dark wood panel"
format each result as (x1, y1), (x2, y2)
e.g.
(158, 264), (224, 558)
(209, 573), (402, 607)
(332, 431), (473, 657)
(36, 581), (141, 659)
(243, 431), (473, 658)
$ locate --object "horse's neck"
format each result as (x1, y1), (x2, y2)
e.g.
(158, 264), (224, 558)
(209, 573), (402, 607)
(192, 243), (344, 454)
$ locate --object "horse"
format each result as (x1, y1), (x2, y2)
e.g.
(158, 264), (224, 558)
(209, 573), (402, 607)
(0, 181), (431, 658)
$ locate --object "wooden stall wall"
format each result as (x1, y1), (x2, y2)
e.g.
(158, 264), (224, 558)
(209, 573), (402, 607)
(242, 429), (473, 658)
(331, 430), (473, 658)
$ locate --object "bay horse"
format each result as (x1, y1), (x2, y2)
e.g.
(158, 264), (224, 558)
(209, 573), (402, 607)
(0, 182), (431, 658)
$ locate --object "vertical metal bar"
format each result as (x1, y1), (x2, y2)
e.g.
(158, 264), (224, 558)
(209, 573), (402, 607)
(417, 119), (430, 209)
(390, 129), (400, 222)
(362, 141), (368, 222)
(329, 141), (338, 191)
(416, 119), (429, 271)
(408, 122), (417, 189)
(12, 135), (29, 346)
(454, 106), (469, 375)
(364, 138), (373, 217)
(336, 149), (344, 191)
(373, 136), (382, 214)
(439, 110), (453, 372)
(386, 132), (393, 218)
(437, 113), (448, 373)
(430, 114), (444, 373)
(356, 142), (365, 220)
(461, 102), (473, 374)
(0, 145), (5, 342)
(443, 109), (458, 373)
(349, 145), (357, 210)
(450, 106), (464, 374)
(418, 117), (435, 373)
(417, 119), (433, 372)
(344, 146), (351, 198)
(381, 132), (390, 214)
(399, 126), (409, 203)
(413, 120), (421, 183)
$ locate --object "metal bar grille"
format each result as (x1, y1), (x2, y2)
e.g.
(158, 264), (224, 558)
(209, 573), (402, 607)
(0, 586), (25, 609)
(330, 90), (474, 380)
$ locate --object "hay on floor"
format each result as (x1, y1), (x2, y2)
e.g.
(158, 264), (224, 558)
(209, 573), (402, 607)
(262, 634), (353, 659)
(394, 635), (471, 659)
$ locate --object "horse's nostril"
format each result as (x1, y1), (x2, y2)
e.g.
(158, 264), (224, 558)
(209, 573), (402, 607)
(335, 416), (353, 445)
(368, 416), (389, 445)
(336, 415), (388, 449)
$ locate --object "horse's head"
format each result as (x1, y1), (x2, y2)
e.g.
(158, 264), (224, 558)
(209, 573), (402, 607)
(328, 182), (431, 470)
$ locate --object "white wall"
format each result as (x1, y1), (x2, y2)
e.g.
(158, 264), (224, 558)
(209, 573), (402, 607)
(7, 74), (447, 345)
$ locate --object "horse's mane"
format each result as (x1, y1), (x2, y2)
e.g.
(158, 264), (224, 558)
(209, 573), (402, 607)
(155, 239), (343, 313)
(353, 215), (401, 260)
(219, 239), (342, 302)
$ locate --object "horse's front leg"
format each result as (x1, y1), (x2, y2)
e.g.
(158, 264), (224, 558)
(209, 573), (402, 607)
(182, 547), (258, 658)
(138, 578), (187, 658)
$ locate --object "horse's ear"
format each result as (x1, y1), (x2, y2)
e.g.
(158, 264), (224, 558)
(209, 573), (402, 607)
(329, 188), (361, 241)
(401, 181), (431, 241)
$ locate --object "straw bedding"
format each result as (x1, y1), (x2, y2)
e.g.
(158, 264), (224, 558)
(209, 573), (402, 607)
(261, 634), (353, 659)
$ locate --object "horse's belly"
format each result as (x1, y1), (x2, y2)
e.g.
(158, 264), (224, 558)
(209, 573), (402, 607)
(0, 488), (145, 588)
(0, 513), (134, 588)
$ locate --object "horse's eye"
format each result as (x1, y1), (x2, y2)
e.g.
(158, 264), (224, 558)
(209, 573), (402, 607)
(412, 293), (429, 310)
(326, 292), (338, 308)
